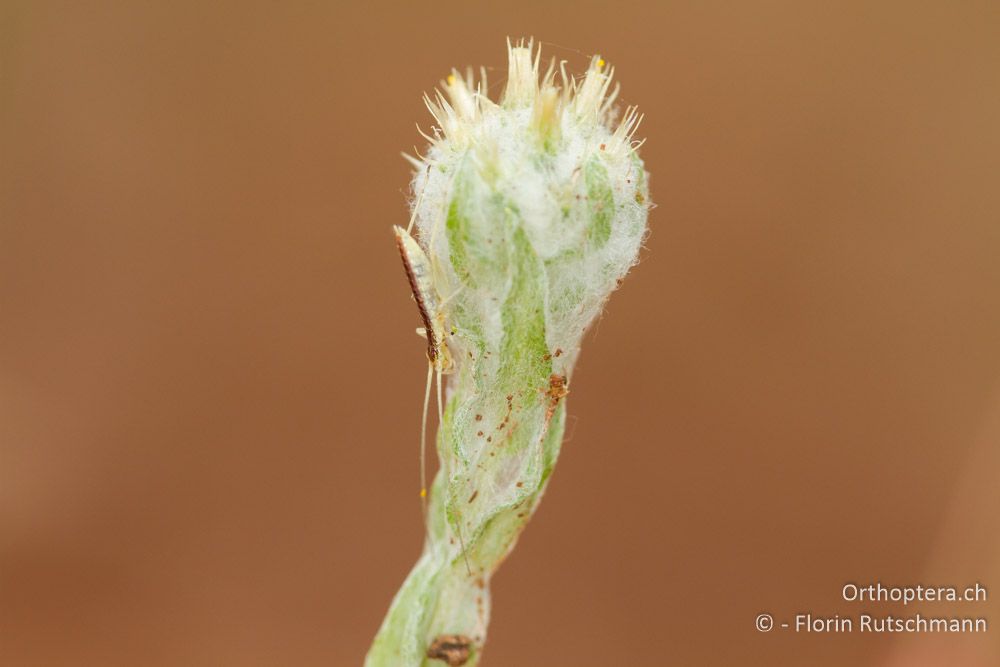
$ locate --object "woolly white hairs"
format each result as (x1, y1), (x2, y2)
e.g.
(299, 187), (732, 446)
(368, 39), (650, 667)
(412, 39), (646, 372)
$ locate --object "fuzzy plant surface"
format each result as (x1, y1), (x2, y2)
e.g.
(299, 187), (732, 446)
(367, 40), (650, 667)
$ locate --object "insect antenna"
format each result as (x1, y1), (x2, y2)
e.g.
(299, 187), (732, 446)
(406, 165), (431, 235)
(419, 362), (433, 531)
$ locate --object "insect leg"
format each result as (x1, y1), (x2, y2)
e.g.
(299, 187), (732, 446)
(435, 365), (444, 437)
(438, 284), (465, 309)
(437, 365), (473, 575)
(455, 519), (473, 576)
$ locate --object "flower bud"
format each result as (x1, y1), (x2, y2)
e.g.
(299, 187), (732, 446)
(368, 39), (650, 667)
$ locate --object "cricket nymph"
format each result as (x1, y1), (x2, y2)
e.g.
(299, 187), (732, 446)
(393, 224), (454, 374)
(393, 223), (456, 521)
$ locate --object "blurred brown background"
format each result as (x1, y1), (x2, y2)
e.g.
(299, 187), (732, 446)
(2, 2), (998, 665)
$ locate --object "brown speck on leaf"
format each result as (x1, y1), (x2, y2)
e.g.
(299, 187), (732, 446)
(477, 431), (484, 437)
(426, 635), (472, 666)
(506, 394), (513, 401)
(516, 481), (524, 488)
(554, 348), (563, 357)
(468, 490), (479, 504)
(475, 414), (482, 421)
(545, 374), (570, 420)
(486, 436), (492, 443)
(517, 512), (525, 518)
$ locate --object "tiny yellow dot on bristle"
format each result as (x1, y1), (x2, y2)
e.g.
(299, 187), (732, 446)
(597, 58), (605, 69)
(420, 488), (427, 498)
(447, 74), (456, 86)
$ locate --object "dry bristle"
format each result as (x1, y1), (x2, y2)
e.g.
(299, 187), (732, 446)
(411, 39), (637, 159)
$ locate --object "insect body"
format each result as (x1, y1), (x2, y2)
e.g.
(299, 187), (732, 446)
(393, 226), (454, 374)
